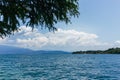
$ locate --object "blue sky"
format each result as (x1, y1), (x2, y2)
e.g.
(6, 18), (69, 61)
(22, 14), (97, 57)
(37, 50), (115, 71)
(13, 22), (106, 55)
(61, 0), (120, 42)
(1, 0), (120, 51)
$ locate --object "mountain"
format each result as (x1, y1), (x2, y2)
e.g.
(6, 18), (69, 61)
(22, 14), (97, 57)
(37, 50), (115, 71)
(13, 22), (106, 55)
(0, 45), (33, 54)
(35, 50), (70, 54)
(0, 45), (70, 54)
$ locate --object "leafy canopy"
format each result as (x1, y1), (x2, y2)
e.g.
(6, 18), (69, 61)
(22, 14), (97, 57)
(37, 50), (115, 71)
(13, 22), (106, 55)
(0, 0), (79, 37)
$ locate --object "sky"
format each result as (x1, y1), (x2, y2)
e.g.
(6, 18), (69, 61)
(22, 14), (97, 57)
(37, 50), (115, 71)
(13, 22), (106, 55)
(1, 0), (120, 51)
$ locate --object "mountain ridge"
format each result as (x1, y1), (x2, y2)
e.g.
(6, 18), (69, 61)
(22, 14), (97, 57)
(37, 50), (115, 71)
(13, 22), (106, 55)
(0, 45), (70, 54)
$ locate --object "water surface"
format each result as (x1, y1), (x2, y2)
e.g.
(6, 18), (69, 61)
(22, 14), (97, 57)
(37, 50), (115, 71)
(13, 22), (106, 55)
(0, 53), (120, 80)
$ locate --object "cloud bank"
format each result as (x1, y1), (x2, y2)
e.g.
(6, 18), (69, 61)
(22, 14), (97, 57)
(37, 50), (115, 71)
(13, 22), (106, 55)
(0, 26), (118, 51)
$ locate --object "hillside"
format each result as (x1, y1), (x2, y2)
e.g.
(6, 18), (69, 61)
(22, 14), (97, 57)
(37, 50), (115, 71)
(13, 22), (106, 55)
(72, 48), (120, 54)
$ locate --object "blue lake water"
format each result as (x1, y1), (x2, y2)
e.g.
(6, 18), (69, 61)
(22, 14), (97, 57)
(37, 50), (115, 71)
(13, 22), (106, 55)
(0, 53), (120, 80)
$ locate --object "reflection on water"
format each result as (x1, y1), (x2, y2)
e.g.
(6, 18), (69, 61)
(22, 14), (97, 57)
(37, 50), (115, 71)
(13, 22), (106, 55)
(0, 53), (120, 80)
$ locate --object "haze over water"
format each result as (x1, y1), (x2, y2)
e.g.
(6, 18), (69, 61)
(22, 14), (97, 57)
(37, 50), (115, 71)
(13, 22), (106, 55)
(0, 53), (120, 80)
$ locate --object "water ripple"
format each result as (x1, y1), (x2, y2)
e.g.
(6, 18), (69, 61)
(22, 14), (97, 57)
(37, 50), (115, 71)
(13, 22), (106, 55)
(0, 54), (120, 80)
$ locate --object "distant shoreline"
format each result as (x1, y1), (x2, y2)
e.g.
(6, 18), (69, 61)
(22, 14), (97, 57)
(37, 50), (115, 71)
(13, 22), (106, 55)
(72, 48), (120, 54)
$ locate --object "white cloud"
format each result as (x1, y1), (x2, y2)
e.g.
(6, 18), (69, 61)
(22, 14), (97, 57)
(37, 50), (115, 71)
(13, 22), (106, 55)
(0, 38), (7, 44)
(46, 29), (108, 47)
(115, 40), (120, 44)
(0, 26), (111, 51)
(113, 40), (120, 48)
(16, 37), (48, 49)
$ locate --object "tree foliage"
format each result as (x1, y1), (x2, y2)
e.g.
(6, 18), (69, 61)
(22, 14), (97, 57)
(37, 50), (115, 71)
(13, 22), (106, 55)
(72, 47), (120, 54)
(0, 0), (79, 37)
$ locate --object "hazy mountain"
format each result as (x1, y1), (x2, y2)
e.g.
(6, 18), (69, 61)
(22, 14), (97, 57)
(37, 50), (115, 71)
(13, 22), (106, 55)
(35, 50), (70, 54)
(0, 45), (33, 54)
(0, 45), (70, 54)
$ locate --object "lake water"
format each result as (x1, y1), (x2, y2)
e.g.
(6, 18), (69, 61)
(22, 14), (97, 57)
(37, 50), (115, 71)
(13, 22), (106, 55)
(0, 53), (120, 80)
